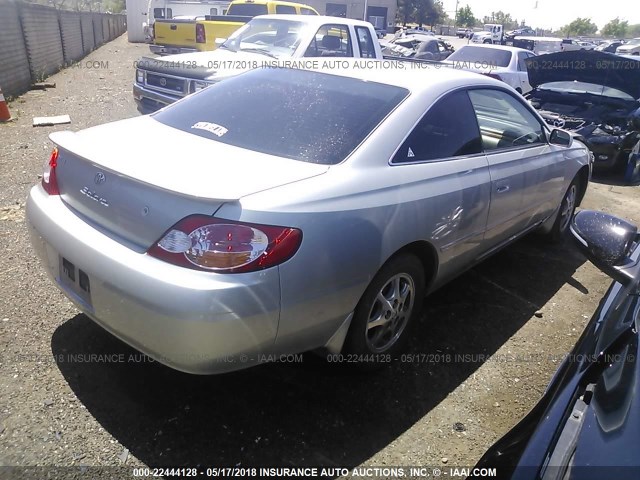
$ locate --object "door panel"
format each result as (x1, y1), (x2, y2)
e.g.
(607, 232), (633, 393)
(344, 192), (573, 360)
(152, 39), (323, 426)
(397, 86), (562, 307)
(468, 88), (560, 246)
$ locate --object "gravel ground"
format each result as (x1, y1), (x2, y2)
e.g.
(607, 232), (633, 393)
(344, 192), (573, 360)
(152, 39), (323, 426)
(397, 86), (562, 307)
(1, 33), (639, 479)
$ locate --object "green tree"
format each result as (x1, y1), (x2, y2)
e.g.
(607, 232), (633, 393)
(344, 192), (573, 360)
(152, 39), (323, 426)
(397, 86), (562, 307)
(482, 11), (518, 30)
(602, 17), (628, 38)
(456, 4), (475, 27)
(103, 0), (126, 13)
(426, 0), (447, 26)
(397, 0), (417, 26)
(561, 17), (598, 36)
(629, 24), (640, 37)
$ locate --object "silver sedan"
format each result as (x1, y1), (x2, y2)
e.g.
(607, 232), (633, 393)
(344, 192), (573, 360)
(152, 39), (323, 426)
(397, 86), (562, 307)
(27, 64), (592, 374)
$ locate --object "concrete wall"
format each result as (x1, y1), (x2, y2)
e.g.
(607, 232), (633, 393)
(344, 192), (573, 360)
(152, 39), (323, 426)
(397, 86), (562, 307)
(0, 0), (126, 98)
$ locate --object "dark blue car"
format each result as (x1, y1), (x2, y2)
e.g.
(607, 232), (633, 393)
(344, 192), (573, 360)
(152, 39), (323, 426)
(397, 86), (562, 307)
(474, 210), (640, 479)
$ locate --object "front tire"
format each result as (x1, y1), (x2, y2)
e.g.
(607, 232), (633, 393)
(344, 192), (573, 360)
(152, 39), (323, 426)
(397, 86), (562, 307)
(343, 254), (425, 367)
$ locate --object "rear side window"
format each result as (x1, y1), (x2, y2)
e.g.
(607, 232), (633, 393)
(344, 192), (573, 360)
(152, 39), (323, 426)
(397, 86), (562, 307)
(154, 8), (172, 19)
(447, 46), (512, 67)
(305, 24), (353, 57)
(355, 26), (376, 58)
(393, 90), (482, 163)
(154, 68), (409, 165)
(468, 89), (545, 150)
(226, 4), (268, 16)
(275, 5), (296, 14)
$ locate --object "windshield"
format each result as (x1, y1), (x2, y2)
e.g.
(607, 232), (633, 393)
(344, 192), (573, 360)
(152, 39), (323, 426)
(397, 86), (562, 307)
(221, 18), (305, 58)
(226, 3), (268, 16)
(538, 81), (634, 100)
(447, 46), (512, 67)
(627, 38), (640, 46)
(153, 68), (409, 165)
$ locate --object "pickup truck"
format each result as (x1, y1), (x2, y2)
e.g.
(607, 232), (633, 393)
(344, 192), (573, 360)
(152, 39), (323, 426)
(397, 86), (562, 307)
(151, 0), (318, 55)
(134, 15), (384, 113)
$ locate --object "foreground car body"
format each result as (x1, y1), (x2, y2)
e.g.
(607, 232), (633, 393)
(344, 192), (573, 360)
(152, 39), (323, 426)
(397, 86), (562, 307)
(474, 210), (640, 479)
(525, 50), (640, 173)
(28, 65), (590, 374)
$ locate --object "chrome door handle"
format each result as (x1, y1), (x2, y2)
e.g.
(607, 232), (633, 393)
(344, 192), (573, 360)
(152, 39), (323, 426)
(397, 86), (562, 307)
(496, 185), (510, 193)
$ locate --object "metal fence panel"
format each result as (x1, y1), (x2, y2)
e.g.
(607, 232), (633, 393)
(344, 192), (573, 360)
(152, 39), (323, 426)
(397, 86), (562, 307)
(59, 11), (84, 64)
(93, 14), (104, 45)
(102, 15), (110, 42)
(80, 13), (95, 54)
(0, 2), (125, 97)
(0, 0), (31, 97)
(20, 2), (65, 82)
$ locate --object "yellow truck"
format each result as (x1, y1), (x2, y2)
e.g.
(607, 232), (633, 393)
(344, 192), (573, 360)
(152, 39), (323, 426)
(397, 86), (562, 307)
(151, 0), (318, 55)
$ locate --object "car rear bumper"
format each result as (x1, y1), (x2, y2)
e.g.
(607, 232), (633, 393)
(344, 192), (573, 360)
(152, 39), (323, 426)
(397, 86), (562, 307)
(133, 83), (180, 114)
(149, 44), (198, 56)
(26, 185), (281, 374)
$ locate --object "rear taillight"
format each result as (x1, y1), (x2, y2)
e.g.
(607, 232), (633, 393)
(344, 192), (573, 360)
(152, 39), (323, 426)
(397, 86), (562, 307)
(42, 147), (60, 195)
(147, 215), (302, 273)
(196, 24), (206, 44)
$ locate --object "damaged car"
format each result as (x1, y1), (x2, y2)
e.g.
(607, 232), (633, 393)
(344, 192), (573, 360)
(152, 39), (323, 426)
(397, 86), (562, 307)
(525, 50), (640, 176)
(382, 35), (454, 61)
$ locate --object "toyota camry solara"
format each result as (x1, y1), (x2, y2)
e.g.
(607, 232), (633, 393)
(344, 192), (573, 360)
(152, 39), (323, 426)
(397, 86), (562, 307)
(27, 64), (592, 374)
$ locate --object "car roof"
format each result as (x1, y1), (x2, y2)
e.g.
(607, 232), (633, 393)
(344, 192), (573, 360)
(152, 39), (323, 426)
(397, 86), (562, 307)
(294, 58), (506, 93)
(517, 36), (562, 41)
(458, 43), (531, 53)
(254, 14), (372, 27)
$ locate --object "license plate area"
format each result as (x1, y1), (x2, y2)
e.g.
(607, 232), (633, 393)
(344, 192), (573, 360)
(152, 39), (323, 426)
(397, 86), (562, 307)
(57, 256), (93, 312)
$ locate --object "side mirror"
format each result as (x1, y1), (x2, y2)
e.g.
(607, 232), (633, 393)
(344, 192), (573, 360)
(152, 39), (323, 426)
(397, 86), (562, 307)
(570, 210), (639, 286)
(549, 129), (572, 147)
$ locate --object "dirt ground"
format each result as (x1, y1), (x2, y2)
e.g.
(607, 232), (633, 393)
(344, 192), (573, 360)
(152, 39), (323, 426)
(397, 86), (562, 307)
(1, 34), (639, 477)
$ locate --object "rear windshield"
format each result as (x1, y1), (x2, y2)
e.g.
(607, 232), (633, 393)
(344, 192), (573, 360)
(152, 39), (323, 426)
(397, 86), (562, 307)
(153, 68), (409, 165)
(226, 4), (268, 16)
(448, 46), (512, 67)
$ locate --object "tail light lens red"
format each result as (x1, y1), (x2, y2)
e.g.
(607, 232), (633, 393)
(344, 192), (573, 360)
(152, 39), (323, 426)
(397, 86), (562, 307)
(148, 215), (302, 273)
(196, 24), (206, 44)
(42, 147), (60, 195)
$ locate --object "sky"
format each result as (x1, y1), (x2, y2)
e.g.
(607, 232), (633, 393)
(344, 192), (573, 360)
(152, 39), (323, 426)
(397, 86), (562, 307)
(442, 0), (640, 31)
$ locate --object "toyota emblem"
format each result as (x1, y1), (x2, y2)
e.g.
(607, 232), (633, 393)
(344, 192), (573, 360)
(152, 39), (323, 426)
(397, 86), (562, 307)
(553, 118), (566, 128)
(159, 77), (167, 87)
(94, 172), (106, 185)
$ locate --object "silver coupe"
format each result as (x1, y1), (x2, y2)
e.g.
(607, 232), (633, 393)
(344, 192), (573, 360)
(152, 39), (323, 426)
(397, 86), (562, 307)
(27, 63), (592, 374)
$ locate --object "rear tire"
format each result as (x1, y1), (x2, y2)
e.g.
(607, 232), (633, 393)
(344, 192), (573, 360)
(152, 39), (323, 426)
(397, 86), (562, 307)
(546, 177), (580, 243)
(343, 254), (425, 370)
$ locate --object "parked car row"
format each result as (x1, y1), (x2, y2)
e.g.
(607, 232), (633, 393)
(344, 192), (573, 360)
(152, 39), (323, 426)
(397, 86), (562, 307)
(134, 15), (384, 113)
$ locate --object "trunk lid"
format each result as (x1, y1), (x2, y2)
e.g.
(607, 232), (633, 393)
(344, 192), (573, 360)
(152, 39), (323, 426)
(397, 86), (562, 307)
(51, 116), (328, 249)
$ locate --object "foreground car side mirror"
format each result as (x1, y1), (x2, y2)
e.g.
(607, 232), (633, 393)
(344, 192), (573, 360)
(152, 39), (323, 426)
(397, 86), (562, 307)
(570, 210), (639, 286)
(549, 129), (572, 147)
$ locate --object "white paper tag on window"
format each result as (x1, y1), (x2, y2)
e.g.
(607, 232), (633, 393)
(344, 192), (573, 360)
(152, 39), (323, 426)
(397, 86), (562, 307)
(407, 147), (415, 158)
